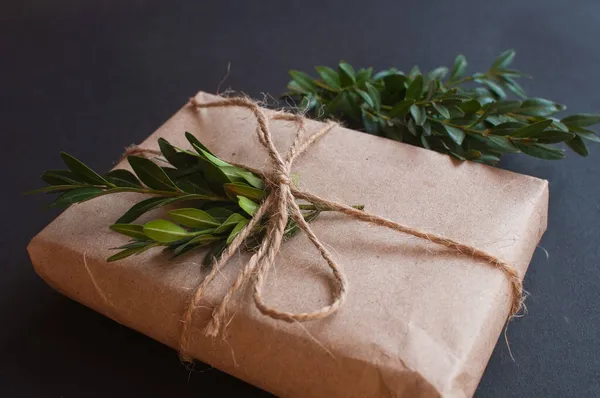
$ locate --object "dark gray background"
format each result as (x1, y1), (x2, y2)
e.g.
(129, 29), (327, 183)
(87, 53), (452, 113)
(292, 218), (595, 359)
(2, 1), (599, 396)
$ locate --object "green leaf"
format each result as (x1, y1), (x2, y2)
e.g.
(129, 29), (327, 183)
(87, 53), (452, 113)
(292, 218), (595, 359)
(284, 210), (321, 239)
(107, 243), (158, 262)
(338, 62), (356, 86)
(450, 114), (479, 126)
(287, 80), (309, 95)
(422, 120), (432, 136)
(224, 182), (265, 201)
(475, 154), (501, 165)
(551, 119), (570, 132)
(168, 208), (220, 228)
(104, 169), (142, 188)
(157, 137), (179, 163)
(405, 75), (423, 100)
(112, 240), (151, 250)
(365, 82), (381, 110)
(315, 66), (341, 90)
(361, 110), (380, 135)
(336, 92), (362, 120)
(172, 234), (221, 257)
(408, 65), (421, 79)
(575, 130), (600, 143)
(484, 136), (520, 153)
(115, 194), (204, 224)
(356, 89), (375, 108)
(464, 149), (482, 160)
(425, 79), (437, 100)
(356, 67), (373, 85)
(213, 213), (248, 234)
(389, 99), (414, 117)
(373, 69), (397, 80)
(49, 187), (103, 208)
(515, 143), (565, 160)
(482, 80), (506, 99)
(109, 224), (147, 240)
(516, 98), (559, 117)
(428, 66), (448, 81)
(432, 102), (451, 118)
(227, 220), (250, 244)
(501, 76), (527, 98)
(441, 97), (465, 107)
(566, 136), (589, 156)
(289, 70), (317, 93)
(191, 144), (231, 168)
(215, 166), (244, 183)
(407, 119), (418, 136)
(301, 95), (319, 112)
(174, 178), (212, 195)
(511, 120), (553, 138)
(61, 152), (111, 186)
(313, 80), (337, 92)
(205, 207), (234, 222)
(495, 68), (526, 77)
(143, 219), (191, 243)
(202, 163), (234, 194)
(157, 138), (200, 170)
(41, 170), (82, 186)
(238, 196), (259, 216)
(236, 170), (264, 189)
(492, 50), (516, 69)
(524, 130), (575, 143)
(443, 124), (466, 145)
(451, 55), (467, 79)
(128, 156), (177, 191)
(115, 197), (168, 224)
(561, 114), (600, 128)
(489, 100), (521, 115)
(184, 132), (213, 155)
(447, 105), (465, 118)
(456, 99), (480, 114)
(491, 122), (527, 136)
(381, 74), (406, 104)
(409, 104), (426, 126)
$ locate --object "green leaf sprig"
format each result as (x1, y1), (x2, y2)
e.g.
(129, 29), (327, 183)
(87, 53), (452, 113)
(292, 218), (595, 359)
(285, 50), (600, 164)
(32, 133), (364, 263)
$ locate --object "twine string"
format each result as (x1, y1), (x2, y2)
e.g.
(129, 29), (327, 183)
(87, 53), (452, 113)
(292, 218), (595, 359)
(127, 96), (523, 361)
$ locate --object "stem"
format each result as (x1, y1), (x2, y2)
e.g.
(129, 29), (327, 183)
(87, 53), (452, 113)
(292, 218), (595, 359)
(77, 186), (227, 204)
(506, 112), (537, 122)
(446, 75), (476, 88)
(446, 70), (501, 89)
(444, 121), (489, 136)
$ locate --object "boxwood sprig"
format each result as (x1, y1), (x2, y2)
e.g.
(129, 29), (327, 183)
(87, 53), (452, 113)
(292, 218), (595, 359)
(285, 50), (600, 165)
(32, 133), (363, 263)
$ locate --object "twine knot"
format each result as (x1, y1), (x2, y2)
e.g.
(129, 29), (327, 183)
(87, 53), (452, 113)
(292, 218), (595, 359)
(271, 170), (292, 186)
(175, 96), (524, 362)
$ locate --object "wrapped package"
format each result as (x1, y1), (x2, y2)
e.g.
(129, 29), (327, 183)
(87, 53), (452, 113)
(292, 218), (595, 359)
(28, 92), (548, 397)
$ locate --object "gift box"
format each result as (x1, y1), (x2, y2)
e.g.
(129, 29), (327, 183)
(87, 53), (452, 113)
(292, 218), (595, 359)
(27, 92), (548, 397)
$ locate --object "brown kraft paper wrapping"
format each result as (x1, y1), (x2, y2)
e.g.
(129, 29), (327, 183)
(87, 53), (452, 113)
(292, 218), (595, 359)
(27, 92), (549, 397)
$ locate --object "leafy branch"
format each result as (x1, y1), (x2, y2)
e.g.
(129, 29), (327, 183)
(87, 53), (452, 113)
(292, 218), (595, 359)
(285, 50), (600, 165)
(31, 133), (363, 263)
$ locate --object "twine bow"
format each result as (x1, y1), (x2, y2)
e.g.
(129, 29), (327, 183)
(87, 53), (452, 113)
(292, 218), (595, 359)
(176, 96), (524, 361)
